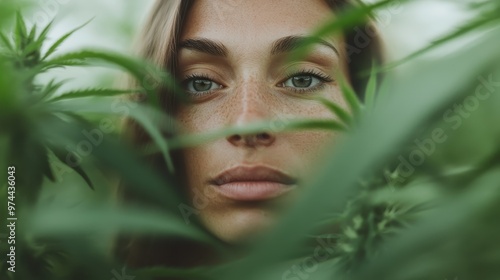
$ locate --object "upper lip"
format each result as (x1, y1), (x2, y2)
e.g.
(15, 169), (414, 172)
(209, 165), (297, 186)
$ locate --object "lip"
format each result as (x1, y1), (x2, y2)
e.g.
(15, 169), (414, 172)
(209, 165), (298, 201)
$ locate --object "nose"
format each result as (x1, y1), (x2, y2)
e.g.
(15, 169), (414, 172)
(225, 77), (277, 148)
(227, 132), (275, 147)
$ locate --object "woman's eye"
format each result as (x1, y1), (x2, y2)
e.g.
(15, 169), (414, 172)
(283, 75), (322, 89)
(185, 78), (221, 93)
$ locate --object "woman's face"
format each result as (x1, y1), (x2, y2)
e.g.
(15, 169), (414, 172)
(176, 0), (347, 242)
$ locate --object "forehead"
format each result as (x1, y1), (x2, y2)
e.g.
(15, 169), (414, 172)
(181, 0), (335, 43)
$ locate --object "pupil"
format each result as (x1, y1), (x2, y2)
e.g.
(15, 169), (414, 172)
(194, 79), (212, 91)
(292, 76), (312, 88)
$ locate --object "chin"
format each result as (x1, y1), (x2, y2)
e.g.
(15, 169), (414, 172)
(202, 207), (278, 243)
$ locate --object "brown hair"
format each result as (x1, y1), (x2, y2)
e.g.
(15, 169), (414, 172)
(115, 0), (383, 269)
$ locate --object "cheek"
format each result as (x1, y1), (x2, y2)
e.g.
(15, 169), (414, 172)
(176, 105), (212, 134)
(179, 146), (212, 191)
(287, 130), (337, 167)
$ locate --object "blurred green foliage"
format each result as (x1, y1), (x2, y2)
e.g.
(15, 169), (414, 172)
(1, 0), (500, 280)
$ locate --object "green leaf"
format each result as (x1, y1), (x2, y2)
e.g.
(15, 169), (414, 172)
(47, 88), (137, 102)
(131, 105), (176, 173)
(48, 145), (94, 190)
(39, 111), (182, 208)
(41, 18), (93, 61)
(26, 205), (213, 243)
(40, 59), (89, 71)
(47, 97), (177, 173)
(20, 22), (52, 60)
(37, 79), (67, 101)
(35, 20), (53, 47)
(338, 73), (362, 118)
(0, 31), (14, 52)
(364, 61), (378, 109)
(40, 50), (182, 107)
(22, 41), (41, 59)
(167, 118), (345, 150)
(14, 11), (27, 49)
(350, 168), (500, 280)
(40, 147), (55, 182)
(27, 23), (37, 42)
(314, 97), (352, 126)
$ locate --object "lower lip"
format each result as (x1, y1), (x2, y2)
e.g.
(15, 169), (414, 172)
(214, 181), (295, 201)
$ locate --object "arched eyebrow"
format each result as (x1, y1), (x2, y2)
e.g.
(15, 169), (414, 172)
(271, 35), (339, 56)
(179, 38), (228, 57)
(178, 35), (339, 57)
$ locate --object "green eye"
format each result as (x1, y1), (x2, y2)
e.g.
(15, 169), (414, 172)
(286, 75), (317, 88)
(184, 77), (222, 93)
(280, 70), (333, 93)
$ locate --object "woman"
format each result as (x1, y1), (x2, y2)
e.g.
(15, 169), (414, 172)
(117, 0), (382, 269)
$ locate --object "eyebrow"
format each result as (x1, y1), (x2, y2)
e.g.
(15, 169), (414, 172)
(178, 35), (339, 57)
(179, 38), (228, 57)
(270, 35), (339, 56)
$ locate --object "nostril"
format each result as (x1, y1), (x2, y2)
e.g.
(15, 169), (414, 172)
(257, 133), (271, 140)
(227, 132), (275, 147)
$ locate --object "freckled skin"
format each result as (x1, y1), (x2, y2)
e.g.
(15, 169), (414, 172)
(175, 0), (349, 243)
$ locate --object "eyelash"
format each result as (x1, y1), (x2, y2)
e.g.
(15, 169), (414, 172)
(281, 69), (334, 93)
(184, 73), (214, 81)
(182, 73), (220, 96)
(181, 69), (334, 96)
